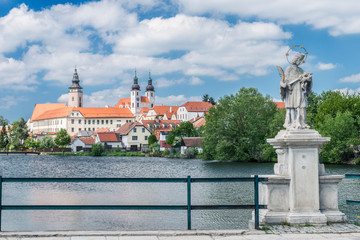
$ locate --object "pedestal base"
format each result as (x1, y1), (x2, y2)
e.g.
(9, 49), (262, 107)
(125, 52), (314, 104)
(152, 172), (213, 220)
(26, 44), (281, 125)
(287, 211), (327, 225)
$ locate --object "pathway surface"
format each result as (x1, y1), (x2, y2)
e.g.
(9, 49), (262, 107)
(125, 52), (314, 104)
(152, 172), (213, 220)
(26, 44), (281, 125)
(1, 224), (360, 240)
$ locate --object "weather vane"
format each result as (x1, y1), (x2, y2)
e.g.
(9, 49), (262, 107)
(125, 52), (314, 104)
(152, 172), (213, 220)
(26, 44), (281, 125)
(286, 45), (308, 65)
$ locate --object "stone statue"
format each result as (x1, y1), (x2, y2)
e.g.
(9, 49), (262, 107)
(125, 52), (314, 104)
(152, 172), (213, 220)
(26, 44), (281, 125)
(277, 52), (312, 129)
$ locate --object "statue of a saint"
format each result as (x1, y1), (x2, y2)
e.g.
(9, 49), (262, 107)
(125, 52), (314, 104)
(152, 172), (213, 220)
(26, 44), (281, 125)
(277, 52), (312, 129)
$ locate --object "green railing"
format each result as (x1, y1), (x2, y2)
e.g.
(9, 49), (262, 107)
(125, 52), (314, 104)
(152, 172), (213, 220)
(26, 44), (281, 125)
(345, 174), (360, 205)
(0, 175), (267, 231)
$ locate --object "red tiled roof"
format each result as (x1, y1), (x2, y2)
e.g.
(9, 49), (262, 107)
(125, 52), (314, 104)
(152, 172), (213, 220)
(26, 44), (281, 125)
(97, 132), (121, 142)
(140, 107), (149, 114)
(75, 107), (134, 118)
(148, 106), (179, 116)
(79, 137), (95, 145)
(34, 106), (73, 121)
(115, 97), (131, 108)
(116, 121), (144, 135)
(193, 117), (206, 128)
(181, 102), (213, 112)
(160, 140), (172, 148)
(274, 101), (285, 109)
(30, 103), (67, 122)
(96, 128), (110, 133)
(182, 137), (203, 147)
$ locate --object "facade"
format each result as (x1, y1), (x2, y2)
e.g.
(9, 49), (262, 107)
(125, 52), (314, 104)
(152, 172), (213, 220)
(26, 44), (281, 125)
(115, 72), (155, 115)
(144, 106), (179, 120)
(70, 137), (95, 152)
(95, 132), (122, 149)
(177, 102), (213, 122)
(116, 122), (151, 150)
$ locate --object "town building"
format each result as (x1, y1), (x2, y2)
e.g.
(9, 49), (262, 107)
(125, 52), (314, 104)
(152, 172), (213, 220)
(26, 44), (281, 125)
(116, 122), (152, 151)
(177, 101), (214, 122)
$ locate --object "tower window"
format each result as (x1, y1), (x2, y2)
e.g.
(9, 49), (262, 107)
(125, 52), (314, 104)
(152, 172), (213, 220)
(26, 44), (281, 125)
(151, 93), (153, 97)
(137, 103), (139, 107)
(137, 92), (139, 96)
(72, 96), (74, 101)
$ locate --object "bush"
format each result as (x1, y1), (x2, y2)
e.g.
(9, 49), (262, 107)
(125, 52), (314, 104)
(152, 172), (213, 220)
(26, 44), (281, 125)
(183, 147), (195, 159)
(355, 158), (360, 165)
(92, 143), (104, 156)
(163, 149), (170, 155)
(115, 146), (122, 152)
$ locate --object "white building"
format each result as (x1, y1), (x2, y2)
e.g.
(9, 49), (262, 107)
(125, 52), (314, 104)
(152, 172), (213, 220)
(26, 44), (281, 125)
(177, 102), (214, 122)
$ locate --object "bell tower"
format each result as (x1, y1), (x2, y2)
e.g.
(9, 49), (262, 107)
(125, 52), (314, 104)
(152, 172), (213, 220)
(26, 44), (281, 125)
(68, 67), (83, 107)
(145, 72), (155, 108)
(130, 70), (141, 114)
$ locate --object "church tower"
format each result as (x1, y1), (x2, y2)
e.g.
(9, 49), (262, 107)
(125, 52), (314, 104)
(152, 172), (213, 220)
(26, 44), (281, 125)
(130, 71), (141, 114)
(145, 72), (155, 108)
(68, 67), (83, 107)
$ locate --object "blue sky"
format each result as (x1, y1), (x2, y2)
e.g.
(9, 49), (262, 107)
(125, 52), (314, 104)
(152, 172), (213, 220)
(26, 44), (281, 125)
(0, 0), (360, 122)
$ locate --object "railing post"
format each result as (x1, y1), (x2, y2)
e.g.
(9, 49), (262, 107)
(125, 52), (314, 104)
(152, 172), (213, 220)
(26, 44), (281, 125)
(187, 175), (191, 230)
(0, 176), (2, 231)
(254, 175), (259, 229)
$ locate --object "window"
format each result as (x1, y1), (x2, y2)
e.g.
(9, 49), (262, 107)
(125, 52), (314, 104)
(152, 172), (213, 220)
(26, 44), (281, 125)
(151, 93), (153, 97)
(93, 128), (95, 131)
(88, 120), (91, 124)
(88, 128), (91, 131)
(72, 96), (74, 101)
(145, 136), (148, 140)
(71, 119), (74, 124)
(132, 136), (138, 140)
(137, 92), (139, 96)
(132, 103), (134, 107)
(97, 120), (100, 124)
(72, 113), (74, 116)
(71, 128), (74, 132)
(137, 103), (139, 107)
(133, 128), (137, 133)
(101, 120), (104, 124)
(79, 128), (81, 131)
(106, 120), (108, 124)
(142, 128), (145, 133)
(93, 120), (95, 124)
(117, 120), (121, 122)
(110, 120), (113, 124)
(84, 120), (86, 124)
(116, 124), (121, 128)
(78, 120), (81, 124)
(77, 113), (79, 116)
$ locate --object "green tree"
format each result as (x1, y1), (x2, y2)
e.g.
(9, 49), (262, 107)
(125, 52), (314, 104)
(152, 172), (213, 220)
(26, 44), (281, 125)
(9, 117), (29, 149)
(24, 138), (40, 150)
(148, 134), (157, 145)
(202, 94), (216, 105)
(0, 124), (9, 150)
(166, 121), (198, 146)
(203, 87), (278, 161)
(317, 111), (359, 164)
(40, 135), (56, 149)
(0, 116), (9, 126)
(92, 142), (104, 156)
(54, 129), (71, 147)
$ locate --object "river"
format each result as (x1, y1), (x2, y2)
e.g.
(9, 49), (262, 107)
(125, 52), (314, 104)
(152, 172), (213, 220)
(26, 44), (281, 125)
(0, 155), (359, 231)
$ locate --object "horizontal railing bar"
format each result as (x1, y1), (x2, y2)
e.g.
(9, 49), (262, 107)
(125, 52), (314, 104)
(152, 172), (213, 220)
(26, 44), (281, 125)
(191, 178), (268, 182)
(2, 178), (187, 183)
(1, 177), (268, 183)
(1, 204), (267, 210)
(345, 174), (360, 178)
(346, 200), (360, 205)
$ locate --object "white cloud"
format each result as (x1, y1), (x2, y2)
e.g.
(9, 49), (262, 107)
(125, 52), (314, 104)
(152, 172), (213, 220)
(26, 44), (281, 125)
(316, 62), (336, 71)
(156, 95), (202, 105)
(339, 73), (360, 83)
(189, 76), (204, 85)
(334, 88), (360, 95)
(176, 0), (360, 36)
(58, 87), (130, 107)
(0, 96), (20, 109)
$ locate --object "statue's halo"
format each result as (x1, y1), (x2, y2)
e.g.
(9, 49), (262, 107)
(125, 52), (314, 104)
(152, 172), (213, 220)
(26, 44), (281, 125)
(286, 45), (308, 65)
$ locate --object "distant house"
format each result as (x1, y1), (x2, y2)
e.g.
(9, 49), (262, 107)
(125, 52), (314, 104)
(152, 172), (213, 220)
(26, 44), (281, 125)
(181, 137), (203, 154)
(144, 106), (179, 120)
(274, 101), (285, 110)
(177, 102), (213, 122)
(116, 122), (151, 151)
(70, 137), (95, 152)
(95, 132), (122, 149)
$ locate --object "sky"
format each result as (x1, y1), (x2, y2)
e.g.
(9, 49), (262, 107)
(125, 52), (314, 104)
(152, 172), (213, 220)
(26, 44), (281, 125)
(1, 0), (360, 122)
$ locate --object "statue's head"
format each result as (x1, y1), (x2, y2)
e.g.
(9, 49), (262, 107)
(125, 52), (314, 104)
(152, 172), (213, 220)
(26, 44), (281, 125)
(291, 52), (305, 66)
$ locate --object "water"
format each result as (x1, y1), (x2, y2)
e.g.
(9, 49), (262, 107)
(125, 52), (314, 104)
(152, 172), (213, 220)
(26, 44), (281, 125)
(0, 155), (358, 231)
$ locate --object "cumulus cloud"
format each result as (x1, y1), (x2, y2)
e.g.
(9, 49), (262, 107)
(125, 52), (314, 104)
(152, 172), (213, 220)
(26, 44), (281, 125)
(339, 73), (360, 83)
(334, 88), (360, 95)
(58, 87), (130, 107)
(156, 95), (202, 105)
(176, 0), (360, 36)
(316, 62), (336, 70)
(0, 96), (20, 109)
(156, 76), (204, 88)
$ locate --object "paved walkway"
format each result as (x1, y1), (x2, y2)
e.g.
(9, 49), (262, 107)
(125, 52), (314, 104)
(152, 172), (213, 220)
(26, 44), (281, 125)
(0, 224), (360, 240)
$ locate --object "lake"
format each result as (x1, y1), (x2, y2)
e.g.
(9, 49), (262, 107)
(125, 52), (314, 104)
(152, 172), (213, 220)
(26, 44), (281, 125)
(0, 155), (359, 231)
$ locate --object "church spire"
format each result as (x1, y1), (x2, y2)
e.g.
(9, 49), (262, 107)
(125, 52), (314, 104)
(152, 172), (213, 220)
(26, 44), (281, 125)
(69, 66), (82, 90)
(131, 69), (140, 90)
(146, 71), (155, 92)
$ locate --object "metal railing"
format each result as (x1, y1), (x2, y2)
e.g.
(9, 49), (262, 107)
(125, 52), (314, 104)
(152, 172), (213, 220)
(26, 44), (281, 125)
(0, 175), (267, 231)
(345, 174), (360, 205)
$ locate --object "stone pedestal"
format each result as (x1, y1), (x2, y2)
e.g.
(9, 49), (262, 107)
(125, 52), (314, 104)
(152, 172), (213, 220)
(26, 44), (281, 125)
(252, 129), (346, 226)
